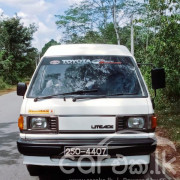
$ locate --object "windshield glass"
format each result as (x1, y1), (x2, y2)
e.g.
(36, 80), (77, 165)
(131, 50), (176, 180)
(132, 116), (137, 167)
(27, 56), (145, 98)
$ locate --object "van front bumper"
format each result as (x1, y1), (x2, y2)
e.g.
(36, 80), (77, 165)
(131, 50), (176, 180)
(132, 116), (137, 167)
(23, 155), (151, 166)
(17, 137), (156, 157)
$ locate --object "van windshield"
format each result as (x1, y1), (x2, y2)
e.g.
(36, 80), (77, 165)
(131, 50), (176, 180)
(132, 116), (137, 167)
(27, 56), (145, 98)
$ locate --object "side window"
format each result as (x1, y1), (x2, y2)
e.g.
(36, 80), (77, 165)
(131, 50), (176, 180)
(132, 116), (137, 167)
(29, 66), (46, 96)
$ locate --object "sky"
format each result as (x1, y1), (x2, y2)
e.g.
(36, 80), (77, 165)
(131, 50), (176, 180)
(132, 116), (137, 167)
(0, 0), (82, 51)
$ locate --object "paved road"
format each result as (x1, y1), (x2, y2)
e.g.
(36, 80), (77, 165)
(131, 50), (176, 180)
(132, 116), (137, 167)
(0, 92), (173, 180)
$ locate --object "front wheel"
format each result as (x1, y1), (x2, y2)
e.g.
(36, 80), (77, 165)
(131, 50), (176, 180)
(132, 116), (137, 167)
(26, 165), (61, 176)
(128, 163), (150, 175)
(26, 165), (45, 176)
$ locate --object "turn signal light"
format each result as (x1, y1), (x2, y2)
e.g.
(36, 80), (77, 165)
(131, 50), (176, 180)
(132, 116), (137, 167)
(151, 116), (157, 129)
(18, 115), (24, 130)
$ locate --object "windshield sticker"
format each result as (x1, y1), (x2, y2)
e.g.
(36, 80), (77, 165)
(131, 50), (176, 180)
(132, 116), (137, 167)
(62, 59), (91, 64)
(61, 59), (122, 65)
(99, 60), (122, 64)
(50, 60), (60, 65)
(92, 59), (121, 64)
(28, 109), (53, 114)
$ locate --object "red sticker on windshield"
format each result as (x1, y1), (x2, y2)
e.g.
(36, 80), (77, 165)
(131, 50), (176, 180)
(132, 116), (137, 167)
(99, 61), (122, 64)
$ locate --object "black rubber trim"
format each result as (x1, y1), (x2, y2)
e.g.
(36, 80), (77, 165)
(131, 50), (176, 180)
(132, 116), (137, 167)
(17, 138), (156, 157)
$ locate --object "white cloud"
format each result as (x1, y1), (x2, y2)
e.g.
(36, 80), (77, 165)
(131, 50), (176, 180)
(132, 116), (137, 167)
(0, 8), (4, 20)
(20, 1), (52, 15)
(0, 8), (3, 14)
(0, 0), (35, 4)
(0, 0), (69, 51)
(0, 8), (9, 19)
(17, 12), (52, 34)
(0, 0), (51, 15)
(17, 11), (59, 50)
(39, 22), (54, 34)
(46, 14), (54, 23)
(68, 0), (83, 5)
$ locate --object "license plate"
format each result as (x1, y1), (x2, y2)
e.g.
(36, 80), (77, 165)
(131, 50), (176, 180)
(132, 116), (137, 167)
(64, 146), (108, 157)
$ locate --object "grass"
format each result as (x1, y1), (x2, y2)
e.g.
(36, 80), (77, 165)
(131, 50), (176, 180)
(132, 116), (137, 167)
(156, 100), (180, 152)
(0, 77), (16, 95)
(0, 77), (10, 89)
(0, 85), (16, 96)
(0, 77), (30, 96)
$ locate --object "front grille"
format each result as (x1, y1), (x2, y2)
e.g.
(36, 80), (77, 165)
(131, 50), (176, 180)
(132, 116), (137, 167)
(49, 118), (58, 130)
(116, 117), (125, 131)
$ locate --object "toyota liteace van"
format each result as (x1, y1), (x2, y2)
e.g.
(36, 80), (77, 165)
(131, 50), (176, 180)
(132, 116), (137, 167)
(17, 44), (165, 176)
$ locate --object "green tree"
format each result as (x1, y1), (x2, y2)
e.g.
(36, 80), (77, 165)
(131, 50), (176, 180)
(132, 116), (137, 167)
(137, 0), (180, 99)
(55, 0), (145, 44)
(41, 39), (60, 57)
(0, 15), (38, 84)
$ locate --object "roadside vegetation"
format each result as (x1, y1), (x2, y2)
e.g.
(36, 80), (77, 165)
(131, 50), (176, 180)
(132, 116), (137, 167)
(0, 15), (38, 89)
(156, 100), (180, 150)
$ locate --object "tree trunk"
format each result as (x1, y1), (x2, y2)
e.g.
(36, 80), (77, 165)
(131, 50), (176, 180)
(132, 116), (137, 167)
(113, 0), (120, 45)
(131, 14), (134, 56)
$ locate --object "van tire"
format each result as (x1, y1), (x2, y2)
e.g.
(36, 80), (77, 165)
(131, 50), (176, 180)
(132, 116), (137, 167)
(26, 165), (44, 176)
(128, 163), (150, 175)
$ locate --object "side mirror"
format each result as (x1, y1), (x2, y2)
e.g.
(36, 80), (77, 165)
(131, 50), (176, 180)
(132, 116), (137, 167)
(151, 68), (165, 90)
(17, 82), (27, 96)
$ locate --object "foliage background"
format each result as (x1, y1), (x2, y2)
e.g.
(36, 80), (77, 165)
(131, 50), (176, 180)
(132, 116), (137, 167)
(0, 0), (179, 109)
(0, 15), (38, 87)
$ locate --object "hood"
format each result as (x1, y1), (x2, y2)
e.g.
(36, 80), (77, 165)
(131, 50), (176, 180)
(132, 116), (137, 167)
(21, 97), (150, 116)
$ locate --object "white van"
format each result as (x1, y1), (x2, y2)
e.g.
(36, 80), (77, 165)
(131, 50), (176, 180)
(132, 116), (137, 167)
(17, 44), (165, 176)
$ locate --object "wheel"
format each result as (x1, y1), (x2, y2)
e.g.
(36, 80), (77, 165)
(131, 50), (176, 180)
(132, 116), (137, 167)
(27, 165), (61, 176)
(128, 163), (150, 175)
(26, 165), (45, 176)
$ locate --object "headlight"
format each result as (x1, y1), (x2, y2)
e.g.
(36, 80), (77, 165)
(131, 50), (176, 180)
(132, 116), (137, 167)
(30, 117), (48, 129)
(127, 117), (145, 129)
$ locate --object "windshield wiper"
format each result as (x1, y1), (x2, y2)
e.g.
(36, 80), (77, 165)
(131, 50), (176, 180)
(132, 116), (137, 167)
(34, 89), (98, 102)
(108, 93), (138, 96)
(72, 93), (138, 102)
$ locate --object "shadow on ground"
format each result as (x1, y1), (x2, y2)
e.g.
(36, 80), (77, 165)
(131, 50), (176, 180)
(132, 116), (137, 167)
(38, 167), (147, 180)
(0, 122), (21, 165)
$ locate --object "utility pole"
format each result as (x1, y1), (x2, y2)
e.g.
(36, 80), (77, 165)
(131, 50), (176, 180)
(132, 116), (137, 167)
(131, 14), (134, 56)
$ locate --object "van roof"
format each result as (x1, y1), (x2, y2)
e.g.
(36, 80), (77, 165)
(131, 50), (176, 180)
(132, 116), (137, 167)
(43, 44), (133, 57)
